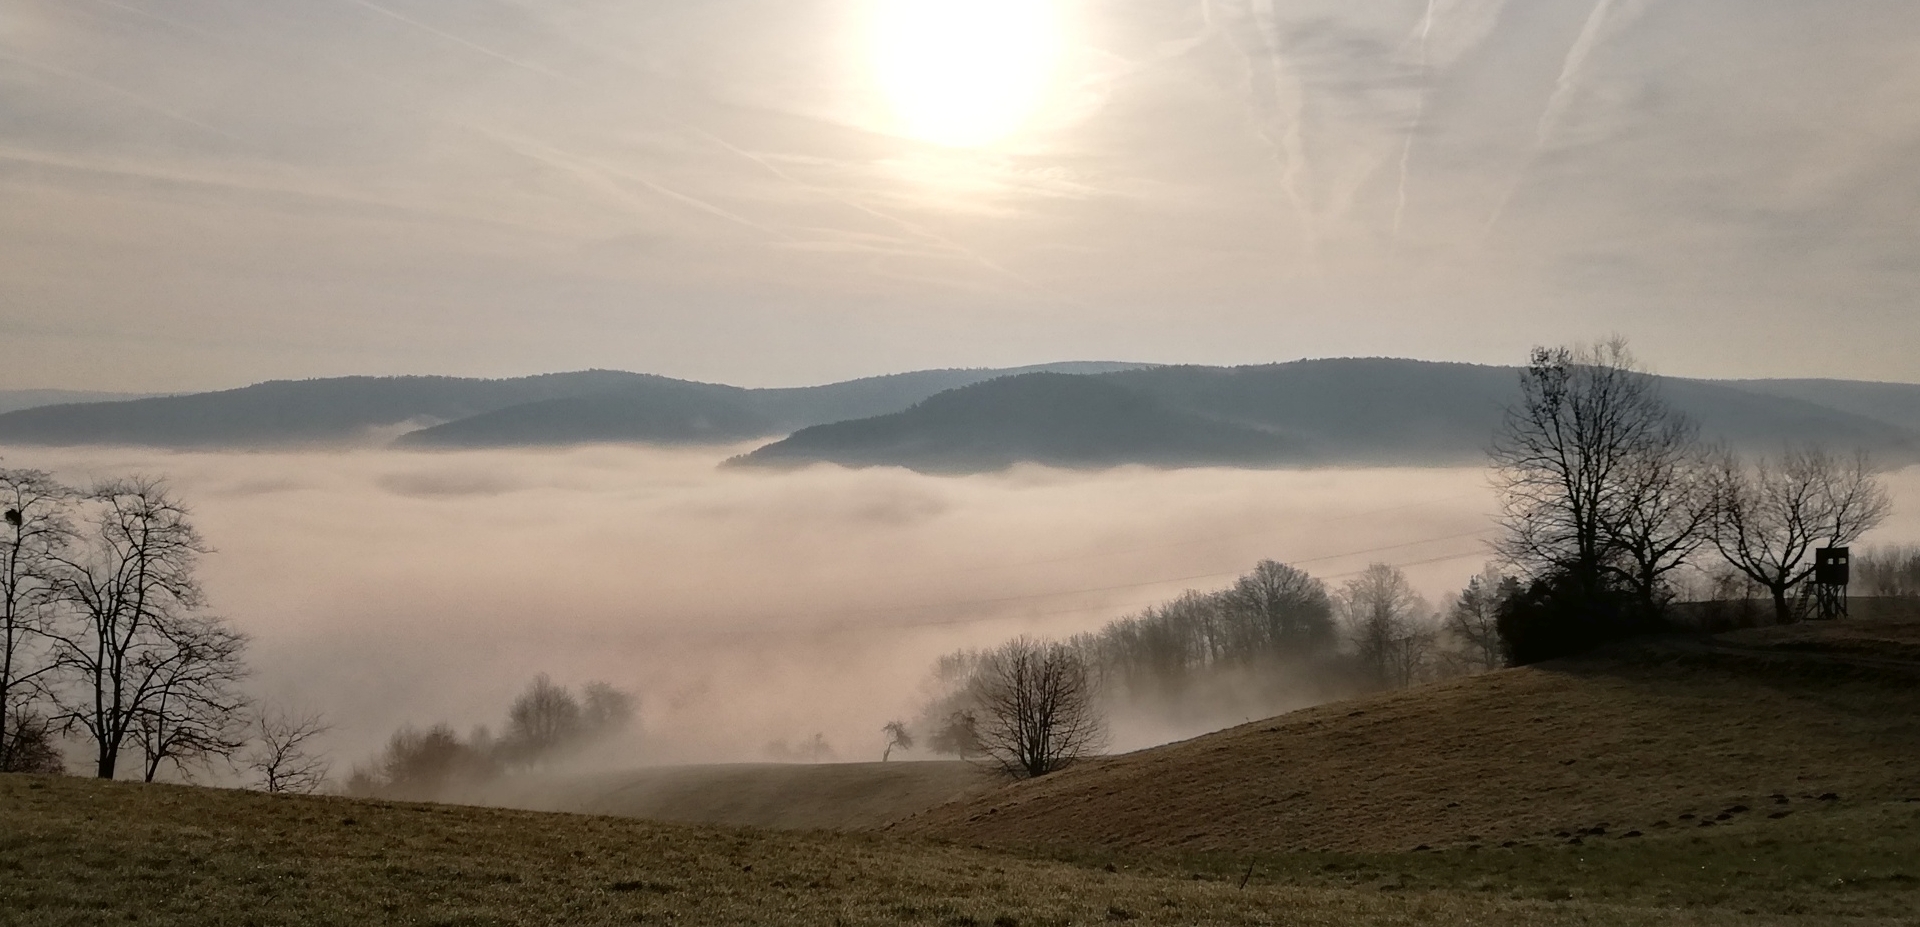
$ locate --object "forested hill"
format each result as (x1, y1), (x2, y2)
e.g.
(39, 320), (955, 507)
(734, 359), (1920, 472)
(0, 363), (1145, 448)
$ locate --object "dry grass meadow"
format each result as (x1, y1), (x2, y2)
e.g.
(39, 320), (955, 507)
(6, 619), (1920, 926)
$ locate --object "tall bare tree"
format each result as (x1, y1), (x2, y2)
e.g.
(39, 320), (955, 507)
(1493, 341), (1701, 600)
(1491, 341), (1707, 657)
(969, 637), (1104, 779)
(132, 612), (249, 782)
(42, 478), (239, 779)
(1340, 563), (1433, 689)
(0, 468), (71, 773)
(245, 707), (333, 794)
(1708, 446), (1892, 624)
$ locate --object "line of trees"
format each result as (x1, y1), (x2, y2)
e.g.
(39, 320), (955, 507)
(0, 468), (257, 781)
(1491, 340), (1892, 661)
(347, 674), (637, 800)
(908, 557), (1522, 778)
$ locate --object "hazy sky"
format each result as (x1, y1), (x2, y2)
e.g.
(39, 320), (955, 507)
(4, 0), (1919, 391)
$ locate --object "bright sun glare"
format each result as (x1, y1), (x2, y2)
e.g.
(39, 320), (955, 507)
(870, 0), (1063, 148)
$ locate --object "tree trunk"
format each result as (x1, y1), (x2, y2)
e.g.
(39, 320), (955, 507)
(1770, 586), (1794, 626)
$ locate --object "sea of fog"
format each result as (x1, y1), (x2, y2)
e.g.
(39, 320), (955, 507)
(7, 446), (1917, 775)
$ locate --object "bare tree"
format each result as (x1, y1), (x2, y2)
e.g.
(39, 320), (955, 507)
(1340, 563), (1433, 689)
(1709, 446), (1892, 624)
(580, 681), (637, 736)
(502, 673), (583, 764)
(42, 478), (235, 779)
(132, 613), (250, 782)
(881, 719), (913, 761)
(1444, 566), (1512, 673)
(1224, 560), (1337, 657)
(969, 637), (1104, 779)
(925, 709), (980, 760)
(1492, 341), (1703, 614)
(245, 707), (332, 794)
(1858, 546), (1920, 599)
(0, 469), (71, 773)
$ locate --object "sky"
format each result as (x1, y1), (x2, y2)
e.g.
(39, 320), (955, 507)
(3, 0), (1919, 392)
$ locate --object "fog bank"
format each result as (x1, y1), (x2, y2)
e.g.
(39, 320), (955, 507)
(6, 446), (1914, 774)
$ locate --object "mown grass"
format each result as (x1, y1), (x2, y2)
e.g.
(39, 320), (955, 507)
(1014, 798), (1920, 921)
(5, 773), (1910, 927)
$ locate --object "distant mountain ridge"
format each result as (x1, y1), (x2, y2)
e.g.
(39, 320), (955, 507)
(0, 363), (1147, 449)
(1, 359), (1914, 473)
(735, 359), (1920, 472)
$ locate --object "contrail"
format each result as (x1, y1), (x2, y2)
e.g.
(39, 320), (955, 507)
(1392, 0), (1442, 238)
(1228, 0), (1318, 258)
(0, 53), (246, 145)
(1482, 0), (1632, 239)
(473, 127), (792, 240)
(689, 130), (1057, 293)
(342, 0), (581, 86)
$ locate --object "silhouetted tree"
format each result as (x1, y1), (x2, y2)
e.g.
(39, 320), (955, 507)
(0, 469), (70, 773)
(1708, 446), (1891, 624)
(131, 612), (249, 782)
(245, 707), (332, 794)
(970, 637), (1104, 779)
(881, 720), (913, 761)
(1492, 341), (1700, 657)
(42, 479), (247, 779)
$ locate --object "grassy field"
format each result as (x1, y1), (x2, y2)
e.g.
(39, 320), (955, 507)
(475, 760), (995, 831)
(7, 618), (1919, 925)
(5, 772), (1917, 926)
(895, 622), (1920, 857)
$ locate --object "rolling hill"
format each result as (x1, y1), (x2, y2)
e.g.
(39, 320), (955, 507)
(891, 618), (1920, 855)
(7, 617), (1920, 925)
(0, 389), (162, 415)
(733, 373), (1305, 472)
(738, 359), (1920, 472)
(391, 362), (1145, 448)
(0, 363), (1145, 449)
(3, 359), (1915, 468)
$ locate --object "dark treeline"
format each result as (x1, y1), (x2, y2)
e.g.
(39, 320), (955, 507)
(347, 674), (637, 801)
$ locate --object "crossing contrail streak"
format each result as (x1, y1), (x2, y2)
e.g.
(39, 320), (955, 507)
(1229, 0), (1318, 259)
(1393, 0), (1442, 238)
(689, 130), (1054, 294)
(477, 128), (792, 240)
(1482, 0), (1631, 240)
(343, 0), (581, 86)
(0, 53), (246, 146)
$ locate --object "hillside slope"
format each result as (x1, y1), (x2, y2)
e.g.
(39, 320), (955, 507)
(477, 761), (996, 831)
(740, 360), (1920, 472)
(894, 619), (1920, 854)
(14, 773), (1910, 927)
(735, 373), (1303, 472)
(0, 371), (655, 447)
(394, 362), (1151, 448)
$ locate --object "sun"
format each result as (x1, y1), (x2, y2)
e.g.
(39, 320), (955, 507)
(870, 0), (1064, 148)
